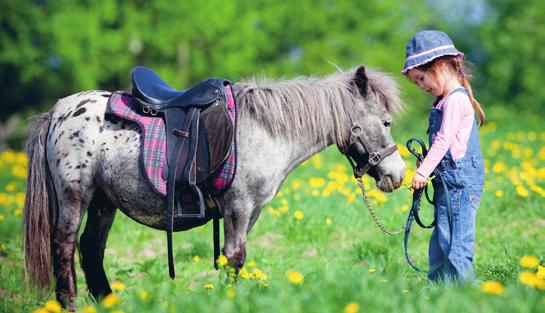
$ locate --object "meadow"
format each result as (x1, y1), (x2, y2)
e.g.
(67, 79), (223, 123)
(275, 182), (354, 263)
(1, 114), (544, 313)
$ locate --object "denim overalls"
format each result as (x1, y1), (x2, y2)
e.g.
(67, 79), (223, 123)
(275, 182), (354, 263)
(427, 87), (485, 283)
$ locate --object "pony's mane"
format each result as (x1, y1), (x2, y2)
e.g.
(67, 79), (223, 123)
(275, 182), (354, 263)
(233, 67), (403, 144)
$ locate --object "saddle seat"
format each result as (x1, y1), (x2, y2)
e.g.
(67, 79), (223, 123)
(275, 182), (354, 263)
(131, 66), (225, 110)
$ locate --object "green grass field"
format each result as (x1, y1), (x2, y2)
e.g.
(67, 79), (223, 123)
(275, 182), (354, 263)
(1, 112), (544, 313)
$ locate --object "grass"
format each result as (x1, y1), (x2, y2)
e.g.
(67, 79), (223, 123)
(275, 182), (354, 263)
(0, 109), (544, 313)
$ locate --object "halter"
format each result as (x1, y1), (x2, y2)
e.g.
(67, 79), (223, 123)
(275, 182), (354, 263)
(338, 124), (399, 178)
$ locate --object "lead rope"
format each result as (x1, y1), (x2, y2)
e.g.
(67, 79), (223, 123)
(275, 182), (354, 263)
(356, 177), (404, 235)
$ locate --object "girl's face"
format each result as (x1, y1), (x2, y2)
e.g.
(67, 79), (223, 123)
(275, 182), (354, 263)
(406, 68), (444, 97)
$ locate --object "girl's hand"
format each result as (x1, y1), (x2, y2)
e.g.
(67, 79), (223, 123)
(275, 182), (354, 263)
(411, 172), (428, 190)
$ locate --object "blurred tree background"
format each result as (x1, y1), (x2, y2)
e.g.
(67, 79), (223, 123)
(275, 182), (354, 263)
(0, 0), (543, 148)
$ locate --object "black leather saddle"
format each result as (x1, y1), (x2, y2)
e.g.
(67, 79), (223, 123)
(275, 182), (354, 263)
(130, 66), (234, 278)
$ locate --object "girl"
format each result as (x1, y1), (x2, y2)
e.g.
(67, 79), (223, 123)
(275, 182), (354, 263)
(402, 30), (485, 283)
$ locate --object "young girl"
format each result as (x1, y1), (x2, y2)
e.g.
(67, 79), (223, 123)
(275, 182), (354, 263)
(402, 30), (485, 283)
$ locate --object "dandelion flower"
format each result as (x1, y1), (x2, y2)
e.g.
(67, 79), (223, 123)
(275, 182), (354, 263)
(368, 268), (376, 273)
(111, 310), (126, 313)
(32, 309), (48, 313)
(481, 281), (506, 295)
(239, 268), (250, 279)
(309, 177), (325, 188)
(13, 209), (22, 217)
(216, 255), (228, 267)
(286, 271), (304, 284)
(102, 294), (121, 308)
(193, 255), (200, 263)
(516, 185), (529, 197)
(204, 283), (214, 289)
(495, 190), (504, 197)
(0, 214), (5, 221)
(111, 281), (125, 292)
(43, 300), (62, 313)
(325, 218), (332, 225)
(294, 210), (304, 220)
(537, 266), (545, 279)
(520, 255), (539, 268)
(519, 271), (539, 287)
(343, 302), (360, 313)
(246, 260), (256, 268)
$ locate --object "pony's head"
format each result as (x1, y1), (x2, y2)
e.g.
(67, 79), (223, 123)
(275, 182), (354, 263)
(337, 66), (406, 192)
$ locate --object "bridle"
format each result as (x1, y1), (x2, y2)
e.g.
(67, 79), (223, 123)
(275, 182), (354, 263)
(338, 123), (399, 178)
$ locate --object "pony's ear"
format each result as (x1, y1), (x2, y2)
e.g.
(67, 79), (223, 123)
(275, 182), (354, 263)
(353, 66), (369, 97)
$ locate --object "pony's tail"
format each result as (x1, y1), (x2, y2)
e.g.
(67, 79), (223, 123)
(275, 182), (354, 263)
(23, 112), (54, 288)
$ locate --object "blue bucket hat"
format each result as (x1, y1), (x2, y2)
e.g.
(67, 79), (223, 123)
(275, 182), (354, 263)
(401, 30), (463, 74)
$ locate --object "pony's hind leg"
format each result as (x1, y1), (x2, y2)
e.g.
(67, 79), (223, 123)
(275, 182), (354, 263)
(79, 188), (117, 300)
(52, 184), (95, 311)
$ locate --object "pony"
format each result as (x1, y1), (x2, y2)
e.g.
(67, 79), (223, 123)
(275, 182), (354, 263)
(23, 66), (406, 310)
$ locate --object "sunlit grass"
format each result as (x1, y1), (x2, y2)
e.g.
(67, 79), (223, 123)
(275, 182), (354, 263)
(1, 124), (544, 312)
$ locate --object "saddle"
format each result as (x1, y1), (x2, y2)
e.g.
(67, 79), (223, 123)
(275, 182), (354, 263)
(130, 66), (236, 278)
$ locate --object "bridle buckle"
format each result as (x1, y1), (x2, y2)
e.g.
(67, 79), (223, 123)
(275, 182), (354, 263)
(368, 152), (381, 166)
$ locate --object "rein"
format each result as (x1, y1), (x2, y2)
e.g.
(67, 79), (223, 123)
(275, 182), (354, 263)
(342, 131), (453, 272)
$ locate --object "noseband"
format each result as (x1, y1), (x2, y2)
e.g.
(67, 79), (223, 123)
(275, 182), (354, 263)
(338, 124), (398, 178)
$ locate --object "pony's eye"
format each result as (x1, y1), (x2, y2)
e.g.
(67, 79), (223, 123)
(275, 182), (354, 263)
(382, 120), (391, 127)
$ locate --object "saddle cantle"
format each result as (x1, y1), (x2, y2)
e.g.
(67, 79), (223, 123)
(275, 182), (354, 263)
(106, 66), (237, 278)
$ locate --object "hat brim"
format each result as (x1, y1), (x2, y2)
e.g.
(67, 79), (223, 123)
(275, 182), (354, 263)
(402, 50), (464, 74)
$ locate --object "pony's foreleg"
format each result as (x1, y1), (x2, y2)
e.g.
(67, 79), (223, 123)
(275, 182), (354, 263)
(52, 185), (94, 311)
(79, 188), (117, 300)
(222, 196), (253, 270)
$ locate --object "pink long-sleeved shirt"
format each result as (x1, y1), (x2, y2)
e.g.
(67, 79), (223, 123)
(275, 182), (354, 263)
(416, 92), (475, 179)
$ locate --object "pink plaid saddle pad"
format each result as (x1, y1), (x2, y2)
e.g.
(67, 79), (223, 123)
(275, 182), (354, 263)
(106, 85), (237, 197)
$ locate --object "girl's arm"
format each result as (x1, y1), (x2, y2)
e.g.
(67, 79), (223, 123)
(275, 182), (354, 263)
(416, 94), (470, 178)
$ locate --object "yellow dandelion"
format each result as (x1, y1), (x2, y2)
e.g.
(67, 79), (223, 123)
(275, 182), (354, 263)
(343, 302), (360, 313)
(81, 305), (97, 313)
(139, 290), (149, 301)
(347, 193), (356, 204)
(32, 309), (48, 313)
(287, 271), (304, 284)
(520, 255), (539, 268)
(0, 244), (5, 253)
(481, 281), (506, 295)
(311, 190), (320, 197)
(519, 271), (539, 287)
(325, 218), (332, 225)
(279, 205), (289, 213)
(43, 300), (62, 313)
(516, 185), (529, 197)
(368, 268), (376, 273)
(111, 281), (125, 292)
(239, 268), (250, 279)
(402, 289), (409, 293)
(537, 266), (545, 279)
(102, 294), (121, 308)
(309, 177), (325, 188)
(13, 208), (22, 217)
(111, 310), (126, 313)
(216, 254), (228, 267)
(246, 260), (256, 267)
(252, 268), (268, 280)
(0, 214), (4, 221)
(492, 162), (507, 173)
(204, 283), (214, 289)
(495, 190), (504, 197)
(291, 180), (302, 190)
(193, 255), (200, 263)
(294, 210), (304, 220)
(226, 288), (236, 299)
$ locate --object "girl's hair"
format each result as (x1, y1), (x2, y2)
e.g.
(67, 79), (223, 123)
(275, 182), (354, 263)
(419, 55), (485, 126)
